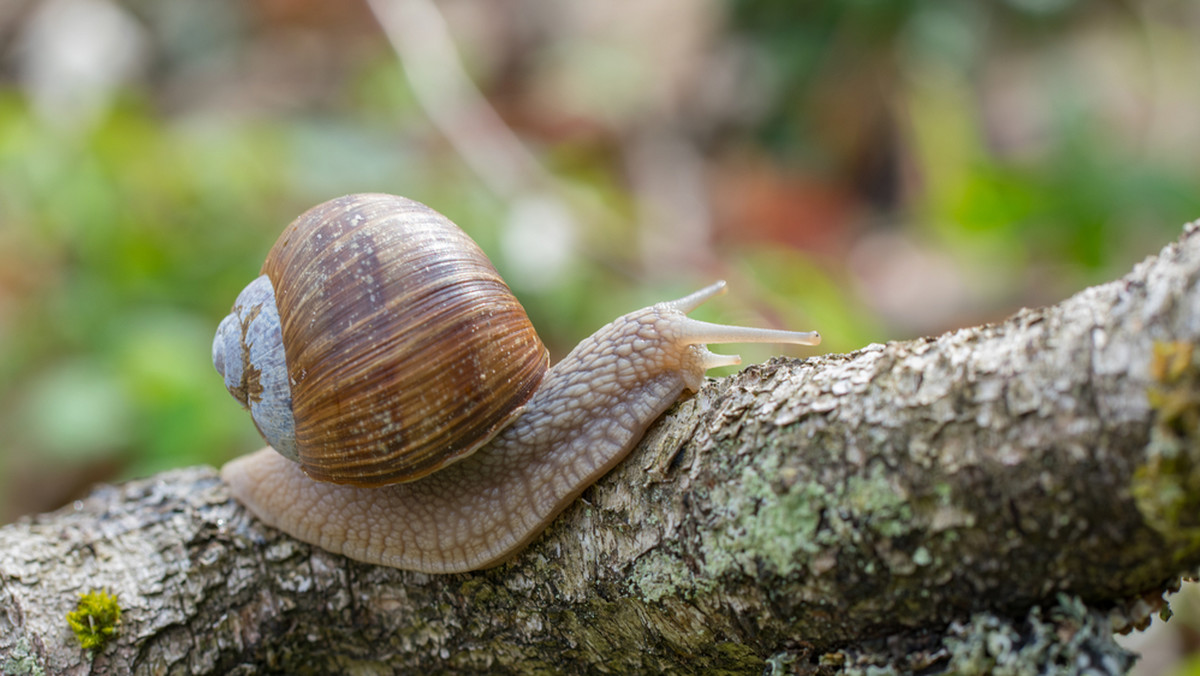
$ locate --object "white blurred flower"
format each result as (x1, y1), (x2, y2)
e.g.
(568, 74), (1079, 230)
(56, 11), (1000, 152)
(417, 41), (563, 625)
(16, 0), (147, 129)
(501, 194), (577, 292)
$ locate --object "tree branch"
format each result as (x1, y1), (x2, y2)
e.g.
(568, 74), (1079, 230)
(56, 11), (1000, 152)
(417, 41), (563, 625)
(6, 224), (1200, 674)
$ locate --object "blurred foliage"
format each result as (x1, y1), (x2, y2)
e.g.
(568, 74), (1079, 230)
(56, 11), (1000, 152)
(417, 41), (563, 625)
(0, 94), (291, 506)
(1, 0), (1199, 551)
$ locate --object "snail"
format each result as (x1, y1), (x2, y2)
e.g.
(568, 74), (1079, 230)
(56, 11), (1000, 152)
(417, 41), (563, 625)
(215, 193), (820, 574)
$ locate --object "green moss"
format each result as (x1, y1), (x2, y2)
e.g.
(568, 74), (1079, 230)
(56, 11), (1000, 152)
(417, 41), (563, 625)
(65, 589), (122, 651)
(553, 595), (763, 673)
(1135, 341), (1200, 539)
(709, 641), (765, 675)
(458, 577), (494, 604)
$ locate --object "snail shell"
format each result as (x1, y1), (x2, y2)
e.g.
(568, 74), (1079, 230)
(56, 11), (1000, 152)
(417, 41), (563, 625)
(212, 194), (550, 486)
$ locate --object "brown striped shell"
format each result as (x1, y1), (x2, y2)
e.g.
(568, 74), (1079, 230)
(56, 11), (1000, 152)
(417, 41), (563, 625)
(257, 193), (548, 486)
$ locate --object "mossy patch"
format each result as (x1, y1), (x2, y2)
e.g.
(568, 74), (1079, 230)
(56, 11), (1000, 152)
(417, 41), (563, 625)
(544, 596), (763, 673)
(66, 589), (121, 652)
(1134, 341), (1200, 539)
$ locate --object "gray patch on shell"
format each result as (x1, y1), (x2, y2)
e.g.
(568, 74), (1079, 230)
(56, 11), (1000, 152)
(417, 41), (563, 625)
(213, 274), (299, 462)
(213, 313), (245, 403)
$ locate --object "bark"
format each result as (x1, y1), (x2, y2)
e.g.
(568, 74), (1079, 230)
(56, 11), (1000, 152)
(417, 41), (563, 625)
(6, 223), (1200, 675)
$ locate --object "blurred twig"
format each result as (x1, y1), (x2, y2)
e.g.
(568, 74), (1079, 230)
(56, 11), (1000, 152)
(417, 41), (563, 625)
(366, 0), (548, 197)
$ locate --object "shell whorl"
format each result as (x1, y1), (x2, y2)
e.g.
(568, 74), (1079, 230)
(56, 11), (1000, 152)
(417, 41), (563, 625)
(215, 193), (549, 486)
(212, 274), (299, 462)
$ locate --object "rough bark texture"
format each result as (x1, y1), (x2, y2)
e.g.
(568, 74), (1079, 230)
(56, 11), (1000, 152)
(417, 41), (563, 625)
(6, 224), (1200, 675)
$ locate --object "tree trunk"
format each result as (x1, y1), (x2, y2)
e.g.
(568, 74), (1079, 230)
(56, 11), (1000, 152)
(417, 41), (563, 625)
(5, 224), (1200, 675)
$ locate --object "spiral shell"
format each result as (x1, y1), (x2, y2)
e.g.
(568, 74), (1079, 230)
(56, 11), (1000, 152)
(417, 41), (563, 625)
(214, 193), (549, 486)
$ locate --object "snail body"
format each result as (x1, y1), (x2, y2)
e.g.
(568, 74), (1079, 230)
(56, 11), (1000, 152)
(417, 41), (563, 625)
(216, 194), (820, 573)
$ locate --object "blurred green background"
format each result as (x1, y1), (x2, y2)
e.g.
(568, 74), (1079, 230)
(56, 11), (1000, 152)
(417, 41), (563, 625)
(4, 0), (1199, 515)
(2, 2), (1200, 665)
